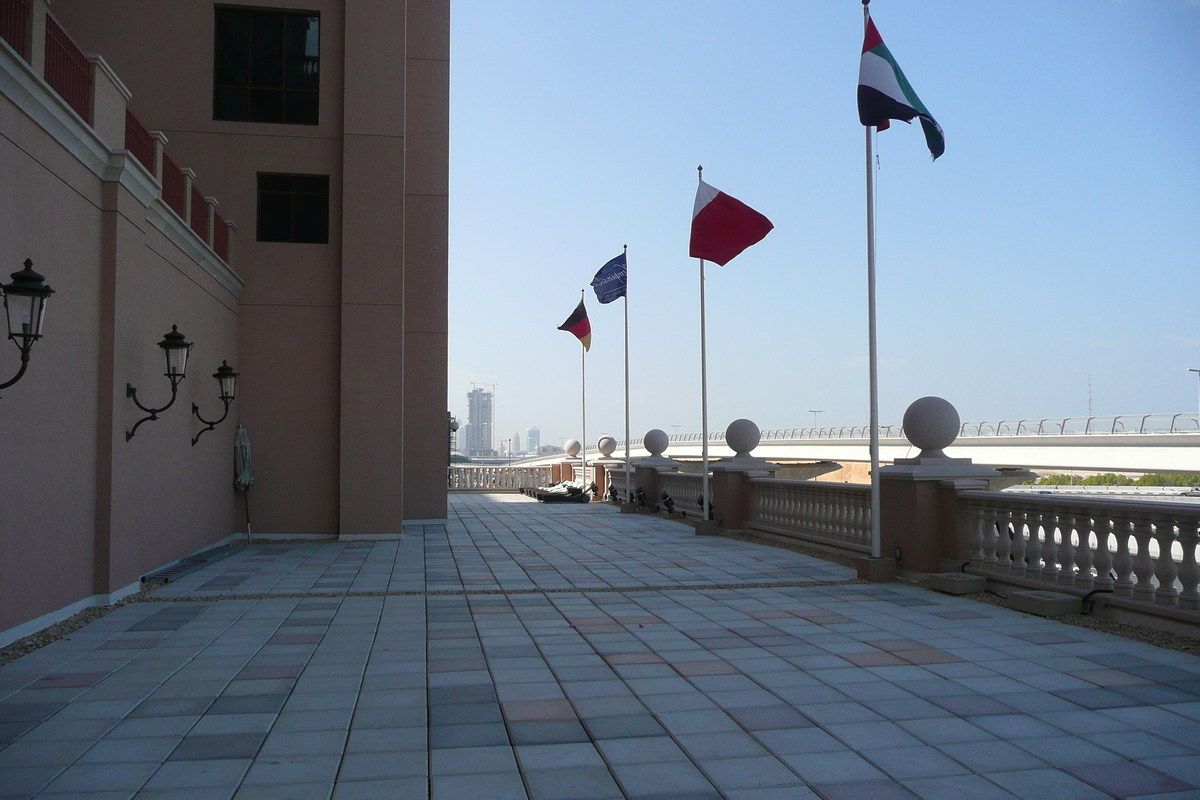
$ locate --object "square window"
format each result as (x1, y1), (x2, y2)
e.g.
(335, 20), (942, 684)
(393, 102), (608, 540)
(257, 174), (329, 244)
(215, 7), (319, 125)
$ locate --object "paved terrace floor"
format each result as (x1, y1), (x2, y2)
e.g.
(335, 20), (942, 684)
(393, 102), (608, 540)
(2, 495), (1200, 800)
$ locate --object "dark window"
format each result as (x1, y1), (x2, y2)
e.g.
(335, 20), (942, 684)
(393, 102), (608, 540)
(257, 174), (329, 243)
(215, 7), (319, 125)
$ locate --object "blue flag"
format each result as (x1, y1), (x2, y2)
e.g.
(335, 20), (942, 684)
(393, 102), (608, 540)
(590, 252), (627, 304)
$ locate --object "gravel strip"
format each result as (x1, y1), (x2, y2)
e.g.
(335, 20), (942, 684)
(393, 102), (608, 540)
(0, 579), (165, 668)
(140, 578), (861, 603)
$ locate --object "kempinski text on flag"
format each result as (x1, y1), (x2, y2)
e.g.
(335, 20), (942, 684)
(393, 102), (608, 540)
(857, 15), (944, 160)
(689, 180), (774, 266)
(558, 299), (591, 351)
(591, 252), (627, 304)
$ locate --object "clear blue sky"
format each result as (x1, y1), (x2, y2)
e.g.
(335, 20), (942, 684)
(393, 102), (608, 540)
(447, 0), (1200, 451)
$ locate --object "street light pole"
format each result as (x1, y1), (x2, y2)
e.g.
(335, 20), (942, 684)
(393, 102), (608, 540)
(809, 410), (823, 428)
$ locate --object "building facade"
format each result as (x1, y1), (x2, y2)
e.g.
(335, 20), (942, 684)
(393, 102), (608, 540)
(527, 426), (541, 453)
(0, 0), (448, 642)
(465, 386), (493, 457)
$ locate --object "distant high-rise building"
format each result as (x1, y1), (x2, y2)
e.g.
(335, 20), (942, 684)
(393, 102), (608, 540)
(513, 432), (522, 454)
(526, 427), (541, 453)
(466, 387), (495, 456)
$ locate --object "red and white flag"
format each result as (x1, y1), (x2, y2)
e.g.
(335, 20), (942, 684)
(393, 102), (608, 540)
(689, 179), (773, 266)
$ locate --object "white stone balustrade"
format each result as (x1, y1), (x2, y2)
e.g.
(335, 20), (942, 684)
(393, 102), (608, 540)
(959, 490), (1200, 611)
(748, 479), (873, 553)
(447, 466), (553, 491)
(659, 472), (704, 516)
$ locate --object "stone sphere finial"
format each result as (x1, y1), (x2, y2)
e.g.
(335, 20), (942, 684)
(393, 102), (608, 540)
(643, 429), (668, 456)
(726, 419), (760, 457)
(597, 436), (617, 457)
(902, 397), (960, 459)
(564, 438), (581, 457)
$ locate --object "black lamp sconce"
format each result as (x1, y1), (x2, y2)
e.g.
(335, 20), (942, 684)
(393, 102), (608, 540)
(126, 325), (193, 441)
(1, 259), (55, 393)
(191, 360), (238, 446)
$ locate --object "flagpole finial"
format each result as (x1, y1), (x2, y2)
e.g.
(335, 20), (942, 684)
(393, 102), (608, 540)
(623, 244), (627, 253)
(862, 0), (870, 6)
(697, 165), (703, 179)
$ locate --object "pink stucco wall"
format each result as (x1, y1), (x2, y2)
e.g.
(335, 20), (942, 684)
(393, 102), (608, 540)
(0, 34), (240, 631)
(2, 0), (449, 636)
(53, 0), (450, 534)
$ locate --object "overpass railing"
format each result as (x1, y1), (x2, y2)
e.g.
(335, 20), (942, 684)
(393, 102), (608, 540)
(959, 491), (1200, 611)
(448, 466), (552, 491)
(617, 412), (1200, 448)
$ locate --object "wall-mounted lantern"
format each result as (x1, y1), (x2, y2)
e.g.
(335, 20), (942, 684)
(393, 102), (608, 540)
(191, 360), (238, 445)
(1, 260), (55, 393)
(126, 325), (193, 441)
(448, 412), (459, 464)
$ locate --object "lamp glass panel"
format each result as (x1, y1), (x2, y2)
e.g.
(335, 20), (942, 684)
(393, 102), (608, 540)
(219, 373), (237, 400)
(165, 345), (190, 376)
(5, 293), (37, 337)
(32, 295), (47, 337)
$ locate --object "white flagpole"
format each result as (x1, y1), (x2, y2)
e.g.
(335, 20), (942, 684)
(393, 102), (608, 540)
(623, 245), (631, 503)
(700, 255), (710, 521)
(581, 291), (588, 487)
(698, 165), (711, 523)
(700, 257), (711, 522)
(864, 2), (882, 560)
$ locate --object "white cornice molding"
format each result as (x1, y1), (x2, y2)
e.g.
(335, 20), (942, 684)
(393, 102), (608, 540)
(0, 36), (112, 176)
(2, 42), (243, 297)
(146, 201), (244, 297)
(86, 54), (132, 101)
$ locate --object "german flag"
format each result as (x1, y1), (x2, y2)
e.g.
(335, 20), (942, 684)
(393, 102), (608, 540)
(558, 299), (591, 351)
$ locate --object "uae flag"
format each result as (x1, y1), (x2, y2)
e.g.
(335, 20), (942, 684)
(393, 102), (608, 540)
(858, 15), (944, 160)
(689, 179), (774, 266)
(558, 299), (591, 351)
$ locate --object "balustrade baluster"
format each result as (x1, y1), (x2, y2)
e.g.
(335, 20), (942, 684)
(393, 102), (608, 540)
(1073, 511), (1095, 592)
(1092, 511), (1114, 591)
(1025, 509), (1044, 579)
(968, 502), (985, 564)
(1057, 508), (1076, 586)
(1177, 518), (1200, 611)
(980, 502), (997, 570)
(1111, 515), (1135, 597)
(835, 497), (848, 541)
(1040, 509), (1060, 583)
(1152, 513), (1179, 606)
(1009, 507), (1027, 574)
(1131, 514), (1156, 602)
(995, 507), (1013, 574)
(856, 494), (869, 543)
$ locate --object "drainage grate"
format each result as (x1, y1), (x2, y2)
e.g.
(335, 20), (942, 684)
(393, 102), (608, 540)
(142, 545), (237, 584)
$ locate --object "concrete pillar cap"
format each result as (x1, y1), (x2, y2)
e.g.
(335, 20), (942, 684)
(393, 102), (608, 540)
(644, 429), (669, 456)
(726, 419), (760, 457)
(902, 396), (960, 459)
